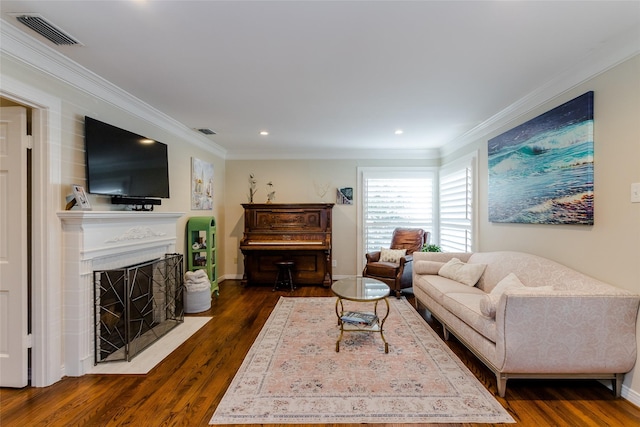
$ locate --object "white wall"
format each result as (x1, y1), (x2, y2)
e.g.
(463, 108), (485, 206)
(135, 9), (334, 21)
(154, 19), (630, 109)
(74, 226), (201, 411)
(224, 159), (438, 279)
(475, 55), (640, 398)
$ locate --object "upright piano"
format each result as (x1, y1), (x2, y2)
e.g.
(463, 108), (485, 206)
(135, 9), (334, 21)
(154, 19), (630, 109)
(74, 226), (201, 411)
(240, 203), (334, 287)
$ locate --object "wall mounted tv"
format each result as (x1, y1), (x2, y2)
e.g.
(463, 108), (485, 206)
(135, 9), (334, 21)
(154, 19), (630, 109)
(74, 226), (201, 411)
(84, 116), (170, 208)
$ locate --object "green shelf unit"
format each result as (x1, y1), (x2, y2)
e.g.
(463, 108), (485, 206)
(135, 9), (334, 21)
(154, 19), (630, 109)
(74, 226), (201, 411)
(186, 216), (219, 295)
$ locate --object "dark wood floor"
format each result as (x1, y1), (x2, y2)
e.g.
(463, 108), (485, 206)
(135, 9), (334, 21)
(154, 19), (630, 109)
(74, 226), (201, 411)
(2, 281), (639, 427)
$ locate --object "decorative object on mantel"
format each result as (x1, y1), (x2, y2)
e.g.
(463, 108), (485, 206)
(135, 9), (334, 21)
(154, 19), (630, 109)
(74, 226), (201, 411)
(247, 173), (257, 203)
(265, 181), (275, 203)
(191, 157), (214, 210)
(336, 187), (353, 205)
(488, 91), (594, 225)
(67, 184), (91, 210)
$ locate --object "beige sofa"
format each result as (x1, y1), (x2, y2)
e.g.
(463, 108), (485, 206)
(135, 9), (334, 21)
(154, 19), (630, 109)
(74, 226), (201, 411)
(412, 251), (640, 397)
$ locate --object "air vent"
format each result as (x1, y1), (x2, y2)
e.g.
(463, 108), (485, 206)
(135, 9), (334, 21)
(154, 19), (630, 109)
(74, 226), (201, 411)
(197, 128), (217, 135)
(13, 13), (81, 46)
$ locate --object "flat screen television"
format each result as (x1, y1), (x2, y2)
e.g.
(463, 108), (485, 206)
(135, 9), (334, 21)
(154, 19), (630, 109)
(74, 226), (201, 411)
(84, 116), (170, 206)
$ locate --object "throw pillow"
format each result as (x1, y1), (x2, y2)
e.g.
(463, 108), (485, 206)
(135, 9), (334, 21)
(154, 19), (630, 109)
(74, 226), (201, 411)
(438, 258), (487, 287)
(479, 273), (526, 318)
(414, 260), (446, 275)
(379, 248), (407, 264)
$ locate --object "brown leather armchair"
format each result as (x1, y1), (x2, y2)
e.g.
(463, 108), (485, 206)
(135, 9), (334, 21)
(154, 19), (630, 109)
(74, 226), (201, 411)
(362, 228), (429, 297)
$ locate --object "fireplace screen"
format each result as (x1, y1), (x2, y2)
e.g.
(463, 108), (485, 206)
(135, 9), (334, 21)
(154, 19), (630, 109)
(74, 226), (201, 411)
(93, 253), (184, 363)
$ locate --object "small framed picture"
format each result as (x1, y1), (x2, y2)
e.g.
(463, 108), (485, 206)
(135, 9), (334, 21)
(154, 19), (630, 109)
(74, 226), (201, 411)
(337, 187), (353, 205)
(72, 184), (92, 210)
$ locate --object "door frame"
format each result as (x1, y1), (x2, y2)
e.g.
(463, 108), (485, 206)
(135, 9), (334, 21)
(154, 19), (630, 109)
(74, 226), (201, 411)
(1, 75), (63, 387)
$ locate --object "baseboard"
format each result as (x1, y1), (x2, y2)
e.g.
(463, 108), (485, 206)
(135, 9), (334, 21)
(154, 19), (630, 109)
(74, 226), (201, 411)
(600, 379), (640, 407)
(623, 385), (640, 407)
(218, 274), (243, 282)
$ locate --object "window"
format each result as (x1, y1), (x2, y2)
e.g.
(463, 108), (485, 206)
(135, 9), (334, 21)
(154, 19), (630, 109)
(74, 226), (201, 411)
(439, 157), (475, 252)
(359, 168), (435, 256)
(357, 159), (475, 268)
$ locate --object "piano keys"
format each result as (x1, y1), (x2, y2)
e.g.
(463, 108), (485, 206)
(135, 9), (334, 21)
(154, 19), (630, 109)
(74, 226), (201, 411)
(239, 203), (334, 287)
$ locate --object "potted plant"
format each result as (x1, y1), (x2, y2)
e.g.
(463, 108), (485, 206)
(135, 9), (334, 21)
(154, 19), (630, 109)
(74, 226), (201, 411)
(421, 244), (442, 252)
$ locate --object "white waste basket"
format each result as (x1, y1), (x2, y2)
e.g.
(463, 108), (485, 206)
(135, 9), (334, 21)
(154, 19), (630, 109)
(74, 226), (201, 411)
(184, 288), (211, 313)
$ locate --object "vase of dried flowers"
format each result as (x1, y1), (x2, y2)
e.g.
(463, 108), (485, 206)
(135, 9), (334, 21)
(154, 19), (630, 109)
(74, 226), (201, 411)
(248, 173), (257, 203)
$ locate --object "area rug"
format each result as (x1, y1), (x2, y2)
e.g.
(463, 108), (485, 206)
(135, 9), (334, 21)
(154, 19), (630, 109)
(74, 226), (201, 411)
(89, 316), (211, 374)
(210, 297), (514, 424)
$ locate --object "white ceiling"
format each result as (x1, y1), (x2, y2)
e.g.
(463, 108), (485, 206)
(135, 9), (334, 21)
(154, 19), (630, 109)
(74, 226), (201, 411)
(2, 1), (639, 159)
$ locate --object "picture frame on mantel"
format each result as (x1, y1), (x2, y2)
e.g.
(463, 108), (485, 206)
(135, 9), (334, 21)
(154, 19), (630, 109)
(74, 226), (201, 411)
(72, 184), (92, 210)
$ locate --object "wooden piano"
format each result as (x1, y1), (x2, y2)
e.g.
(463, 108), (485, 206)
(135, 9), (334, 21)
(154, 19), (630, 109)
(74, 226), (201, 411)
(240, 203), (334, 287)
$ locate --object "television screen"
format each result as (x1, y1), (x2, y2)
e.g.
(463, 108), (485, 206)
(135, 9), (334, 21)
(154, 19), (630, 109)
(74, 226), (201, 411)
(84, 116), (170, 199)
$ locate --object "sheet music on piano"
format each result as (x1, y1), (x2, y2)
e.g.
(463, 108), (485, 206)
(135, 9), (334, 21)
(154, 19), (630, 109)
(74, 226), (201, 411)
(239, 203), (334, 287)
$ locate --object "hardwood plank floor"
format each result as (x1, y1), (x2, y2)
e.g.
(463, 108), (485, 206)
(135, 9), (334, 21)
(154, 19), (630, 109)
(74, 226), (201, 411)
(1, 280), (639, 426)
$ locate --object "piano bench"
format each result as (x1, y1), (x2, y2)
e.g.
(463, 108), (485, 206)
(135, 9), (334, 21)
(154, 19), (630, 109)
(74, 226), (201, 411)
(273, 261), (296, 292)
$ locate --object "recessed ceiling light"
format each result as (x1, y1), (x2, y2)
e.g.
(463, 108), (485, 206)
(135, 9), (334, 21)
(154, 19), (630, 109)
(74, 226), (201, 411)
(259, 131), (269, 136)
(395, 129), (404, 135)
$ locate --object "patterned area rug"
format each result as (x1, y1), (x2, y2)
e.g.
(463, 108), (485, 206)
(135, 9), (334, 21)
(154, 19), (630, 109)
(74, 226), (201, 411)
(210, 297), (514, 424)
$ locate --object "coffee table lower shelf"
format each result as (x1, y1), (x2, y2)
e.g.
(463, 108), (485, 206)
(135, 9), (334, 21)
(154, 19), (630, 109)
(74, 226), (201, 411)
(335, 298), (390, 353)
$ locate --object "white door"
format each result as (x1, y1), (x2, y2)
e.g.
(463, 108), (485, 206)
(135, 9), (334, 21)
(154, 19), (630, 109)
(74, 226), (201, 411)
(0, 106), (29, 387)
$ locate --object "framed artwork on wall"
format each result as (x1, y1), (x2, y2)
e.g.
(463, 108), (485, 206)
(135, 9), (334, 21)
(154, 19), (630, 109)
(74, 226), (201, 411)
(488, 91), (594, 225)
(191, 157), (214, 210)
(337, 187), (353, 205)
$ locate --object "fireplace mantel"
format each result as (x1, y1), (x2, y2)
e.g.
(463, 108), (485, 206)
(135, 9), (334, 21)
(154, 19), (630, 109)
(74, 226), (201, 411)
(58, 211), (184, 376)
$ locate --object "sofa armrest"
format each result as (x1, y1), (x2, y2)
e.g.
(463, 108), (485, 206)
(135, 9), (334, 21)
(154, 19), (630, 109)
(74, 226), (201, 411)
(495, 291), (640, 374)
(401, 254), (412, 265)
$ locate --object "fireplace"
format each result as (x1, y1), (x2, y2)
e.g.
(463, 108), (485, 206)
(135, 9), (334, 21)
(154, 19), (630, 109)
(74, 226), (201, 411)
(94, 254), (184, 363)
(58, 211), (184, 376)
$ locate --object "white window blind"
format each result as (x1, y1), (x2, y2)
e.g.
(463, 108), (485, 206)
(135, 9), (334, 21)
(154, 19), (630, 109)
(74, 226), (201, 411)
(363, 171), (434, 254)
(439, 162), (473, 252)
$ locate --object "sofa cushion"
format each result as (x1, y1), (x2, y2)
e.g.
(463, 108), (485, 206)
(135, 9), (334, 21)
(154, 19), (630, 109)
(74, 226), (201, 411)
(479, 273), (525, 318)
(414, 260), (445, 275)
(380, 248), (406, 263)
(442, 292), (497, 343)
(413, 274), (484, 307)
(438, 258), (487, 287)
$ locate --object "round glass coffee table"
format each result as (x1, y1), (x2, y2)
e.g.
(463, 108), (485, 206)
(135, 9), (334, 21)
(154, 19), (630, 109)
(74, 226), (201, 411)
(331, 276), (390, 353)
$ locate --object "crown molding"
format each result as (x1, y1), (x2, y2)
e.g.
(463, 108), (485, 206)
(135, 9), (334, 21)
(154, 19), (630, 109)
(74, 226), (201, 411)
(0, 19), (227, 159)
(226, 147), (440, 161)
(440, 25), (640, 158)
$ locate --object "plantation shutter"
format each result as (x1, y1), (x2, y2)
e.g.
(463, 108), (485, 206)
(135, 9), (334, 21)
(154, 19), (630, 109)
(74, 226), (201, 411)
(363, 171), (434, 254)
(439, 162), (473, 252)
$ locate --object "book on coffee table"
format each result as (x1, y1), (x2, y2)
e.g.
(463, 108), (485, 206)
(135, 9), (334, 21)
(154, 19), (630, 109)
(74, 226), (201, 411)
(340, 311), (378, 326)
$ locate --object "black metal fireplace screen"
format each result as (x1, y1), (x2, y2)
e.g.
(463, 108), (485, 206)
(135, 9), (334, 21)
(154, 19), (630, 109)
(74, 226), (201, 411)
(93, 253), (184, 364)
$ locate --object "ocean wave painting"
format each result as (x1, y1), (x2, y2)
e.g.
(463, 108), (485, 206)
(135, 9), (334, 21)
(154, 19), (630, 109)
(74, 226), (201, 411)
(488, 91), (594, 225)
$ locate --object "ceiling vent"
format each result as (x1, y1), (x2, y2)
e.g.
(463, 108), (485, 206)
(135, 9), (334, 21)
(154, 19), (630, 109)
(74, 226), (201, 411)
(197, 128), (217, 135)
(12, 13), (82, 46)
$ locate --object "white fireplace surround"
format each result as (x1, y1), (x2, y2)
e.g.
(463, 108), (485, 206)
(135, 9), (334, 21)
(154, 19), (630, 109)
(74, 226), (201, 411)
(58, 211), (184, 376)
